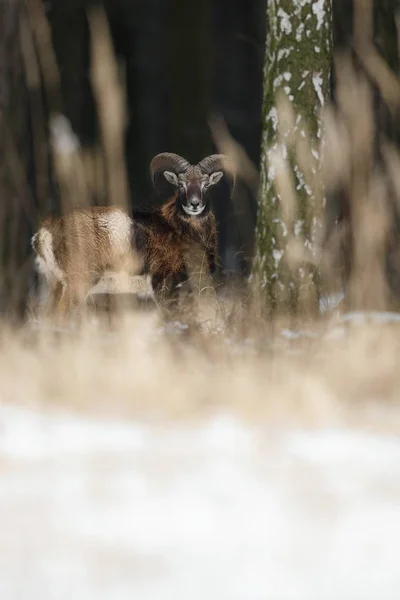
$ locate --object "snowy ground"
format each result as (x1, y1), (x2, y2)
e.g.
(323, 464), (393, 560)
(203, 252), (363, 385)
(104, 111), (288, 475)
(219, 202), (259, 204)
(0, 404), (399, 600)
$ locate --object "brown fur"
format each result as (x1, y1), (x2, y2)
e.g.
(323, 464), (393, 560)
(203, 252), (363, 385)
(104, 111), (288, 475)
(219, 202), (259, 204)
(33, 206), (140, 316)
(43, 207), (135, 273)
(133, 196), (217, 303)
(145, 152), (234, 306)
(33, 199), (216, 317)
(33, 150), (231, 318)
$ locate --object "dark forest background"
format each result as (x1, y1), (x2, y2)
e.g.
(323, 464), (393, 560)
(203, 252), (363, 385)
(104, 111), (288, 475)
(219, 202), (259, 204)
(0, 0), (399, 319)
(47, 0), (266, 279)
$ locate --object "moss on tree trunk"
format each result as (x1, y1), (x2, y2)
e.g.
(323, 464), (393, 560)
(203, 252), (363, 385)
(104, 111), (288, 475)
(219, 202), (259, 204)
(254, 0), (332, 315)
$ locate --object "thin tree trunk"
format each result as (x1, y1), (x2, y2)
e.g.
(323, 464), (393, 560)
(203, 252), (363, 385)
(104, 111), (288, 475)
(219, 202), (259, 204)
(254, 0), (332, 315)
(0, 0), (35, 320)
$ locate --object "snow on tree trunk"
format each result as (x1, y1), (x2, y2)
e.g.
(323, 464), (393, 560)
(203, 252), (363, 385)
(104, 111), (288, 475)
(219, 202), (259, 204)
(254, 0), (332, 315)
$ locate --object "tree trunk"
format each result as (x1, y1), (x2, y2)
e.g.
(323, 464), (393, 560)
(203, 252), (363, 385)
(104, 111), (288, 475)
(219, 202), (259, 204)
(0, 0), (35, 320)
(253, 0), (332, 315)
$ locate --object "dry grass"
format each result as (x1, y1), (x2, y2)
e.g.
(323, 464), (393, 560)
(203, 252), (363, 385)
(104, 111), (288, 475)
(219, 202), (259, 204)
(0, 307), (398, 436)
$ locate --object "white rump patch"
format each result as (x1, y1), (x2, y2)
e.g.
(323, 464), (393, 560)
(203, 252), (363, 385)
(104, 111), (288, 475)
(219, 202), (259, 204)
(97, 210), (132, 255)
(33, 228), (65, 284)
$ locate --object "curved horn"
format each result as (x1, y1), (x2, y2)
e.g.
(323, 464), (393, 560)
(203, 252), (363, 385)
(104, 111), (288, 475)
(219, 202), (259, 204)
(150, 153), (190, 185)
(197, 154), (236, 192)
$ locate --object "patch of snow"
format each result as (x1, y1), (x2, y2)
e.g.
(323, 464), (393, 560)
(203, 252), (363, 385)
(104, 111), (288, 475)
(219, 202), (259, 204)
(311, 148), (320, 161)
(339, 311), (400, 325)
(0, 405), (400, 599)
(312, 0), (327, 31)
(319, 291), (345, 314)
(304, 183), (313, 196)
(273, 73), (285, 89)
(313, 72), (325, 106)
(296, 22), (305, 42)
(267, 107), (278, 131)
(160, 320), (190, 336)
(280, 328), (319, 340)
(273, 248), (284, 266)
(277, 8), (292, 35)
(271, 219), (289, 240)
(277, 48), (291, 62)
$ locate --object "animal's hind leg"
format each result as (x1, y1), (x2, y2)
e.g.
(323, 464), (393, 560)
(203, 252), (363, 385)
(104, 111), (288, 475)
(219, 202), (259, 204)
(39, 280), (64, 319)
(54, 276), (93, 322)
(50, 281), (65, 315)
(54, 283), (72, 318)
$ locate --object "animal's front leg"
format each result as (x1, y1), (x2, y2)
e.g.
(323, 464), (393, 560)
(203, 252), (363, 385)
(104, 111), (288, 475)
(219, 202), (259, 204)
(183, 246), (214, 297)
(208, 248), (217, 277)
(152, 273), (182, 316)
(182, 246), (219, 327)
(45, 280), (64, 318)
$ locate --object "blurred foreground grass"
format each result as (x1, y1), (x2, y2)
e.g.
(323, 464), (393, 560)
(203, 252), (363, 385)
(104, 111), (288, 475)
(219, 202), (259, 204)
(1, 306), (400, 435)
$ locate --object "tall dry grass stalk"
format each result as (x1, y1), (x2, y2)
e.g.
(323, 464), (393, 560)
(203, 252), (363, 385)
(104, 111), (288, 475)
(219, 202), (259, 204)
(26, 0), (87, 210)
(88, 7), (130, 213)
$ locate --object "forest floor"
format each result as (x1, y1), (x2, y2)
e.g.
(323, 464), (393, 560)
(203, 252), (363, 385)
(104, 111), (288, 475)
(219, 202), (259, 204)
(1, 299), (400, 599)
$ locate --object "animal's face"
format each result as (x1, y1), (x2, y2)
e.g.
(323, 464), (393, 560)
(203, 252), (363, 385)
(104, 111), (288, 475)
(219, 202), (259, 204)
(163, 167), (223, 218)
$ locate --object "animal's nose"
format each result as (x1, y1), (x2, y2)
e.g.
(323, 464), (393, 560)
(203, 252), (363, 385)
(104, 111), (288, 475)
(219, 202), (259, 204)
(190, 197), (200, 208)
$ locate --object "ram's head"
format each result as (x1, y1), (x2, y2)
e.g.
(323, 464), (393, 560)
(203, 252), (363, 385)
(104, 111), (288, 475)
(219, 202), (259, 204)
(150, 153), (235, 218)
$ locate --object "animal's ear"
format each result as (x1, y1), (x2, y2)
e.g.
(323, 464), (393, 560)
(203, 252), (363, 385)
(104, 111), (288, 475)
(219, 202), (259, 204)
(163, 171), (179, 186)
(208, 171), (224, 187)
